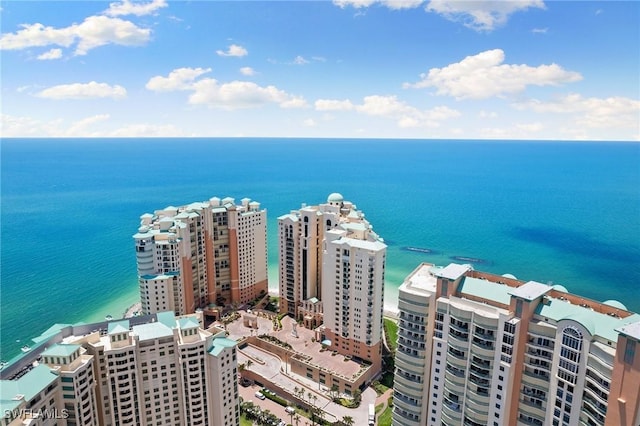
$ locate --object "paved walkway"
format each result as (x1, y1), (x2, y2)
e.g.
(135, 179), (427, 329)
(375, 387), (394, 412)
(238, 345), (376, 425)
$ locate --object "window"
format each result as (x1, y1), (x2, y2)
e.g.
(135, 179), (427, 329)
(625, 339), (636, 364)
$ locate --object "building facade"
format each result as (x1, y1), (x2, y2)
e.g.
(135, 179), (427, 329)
(1, 312), (240, 426)
(392, 262), (640, 426)
(321, 227), (387, 372)
(134, 197), (267, 316)
(278, 193), (387, 370)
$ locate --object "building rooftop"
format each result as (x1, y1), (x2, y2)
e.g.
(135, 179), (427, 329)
(509, 280), (552, 301)
(178, 317), (200, 330)
(0, 364), (58, 415)
(458, 276), (513, 306)
(41, 343), (80, 358)
(157, 311), (177, 328)
(537, 300), (640, 342)
(209, 337), (237, 357)
(331, 235), (386, 251)
(436, 263), (472, 280)
(107, 320), (130, 335)
(402, 263), (439, 293)
(327, 193), (344, 203)
(133, 322), (173, 341)
(615, 321), (640, 341)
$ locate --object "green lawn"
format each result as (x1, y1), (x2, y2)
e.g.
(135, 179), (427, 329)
(377, 396), (393, 426)
(240, 413), (253, 426)
(383, 318), (398, 353)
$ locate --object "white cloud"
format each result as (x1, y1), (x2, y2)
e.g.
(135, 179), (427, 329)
(316, 94), (460, 128)
(1, 114), (46, 137)
(37, 48), (62, 60)
(216, 44), (248, 57)
(37, 81), (127, 100)
(146, 67), (306, 109)
(514, 94), (640, 129)
(1, 23), (76, 50)
(0, 113), (188, 137)
(425, 0), (545, 32)
(532, 27), (548, 34)
(333, 0), (377, 9)
(303, 118), (317, 127)
(0, 16), (151, 55)
(146, 67), (211, 91)
(189, 79), (307, 110)
(104, 0), (167, 17)
(240, 67), (256, 76)
(333, 0), (423, 10)
(109, 123), (186, 137)
(405, 49), (582, 99)
(315, 99), (355, 111)
(74, 16), (151, 55)
(293, 55), (309, 65)
(479, 110), (498, 118)
(479, 122), (544, 139)
(66, 114), (111, 136)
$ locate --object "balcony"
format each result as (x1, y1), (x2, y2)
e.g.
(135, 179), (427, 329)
(442, 402), (463, 421)
(449, 327), (469, 342)
(527, 347), (552, 361)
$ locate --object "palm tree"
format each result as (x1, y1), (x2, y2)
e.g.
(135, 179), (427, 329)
(294, 414), (301, 426)
(246, 359), (253, 369)
(307, 391), (312, 404)
(341, 415), (354, 426)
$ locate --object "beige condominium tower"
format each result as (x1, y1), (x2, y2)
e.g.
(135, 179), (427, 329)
(392, 262), (640, 426)
(133, 197), (267, 316)
(0, 312), (239, 426)
(278, 193), (387, 370)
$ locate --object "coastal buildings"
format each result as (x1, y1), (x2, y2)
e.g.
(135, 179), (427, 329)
(133, 197), (267, 316)
(278, 193), (387, 370)
(392, 262), (640, 426)
(0, 312), (239, 426)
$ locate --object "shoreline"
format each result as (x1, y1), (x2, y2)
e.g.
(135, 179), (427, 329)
(123, 302), (142, 319)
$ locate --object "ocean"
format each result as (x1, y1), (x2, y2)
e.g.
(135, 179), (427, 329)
(1, 138), (639, 360)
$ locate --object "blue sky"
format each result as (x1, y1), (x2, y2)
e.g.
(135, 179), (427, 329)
(1, 0), (638, 140)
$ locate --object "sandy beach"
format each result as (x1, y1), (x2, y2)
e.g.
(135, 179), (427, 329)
(123, 302), (142, 319)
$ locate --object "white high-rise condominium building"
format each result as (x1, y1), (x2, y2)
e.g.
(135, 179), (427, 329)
(278, 193), (387, 370)
(1, 312), (240, 426)
(392, 262), (640, 426)
(134, 197), (267, 316)
(322, 225), (386, 371)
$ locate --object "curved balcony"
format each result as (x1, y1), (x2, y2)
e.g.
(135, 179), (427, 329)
(448, 353), (468, 370)
(444, 370), (466, 390)
(441, 408), (461, 425)
(442, 401), (463, 422)
(464, 404), (489, 423)
(393, 378), (424, 398)
(583, 388), (608, 413)
(449, 327), (469, 342)
(470, 340), (495, 358)
(522, 369), (550, 388)
(394, 393), (422, 413)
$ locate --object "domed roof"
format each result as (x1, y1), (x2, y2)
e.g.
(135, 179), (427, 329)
(603, 300), (627, 311)
(561, 313), (595, 336)
(552, 284), (569, 293)
(327, 193), (344, 203)
(501, 273), (517, 280)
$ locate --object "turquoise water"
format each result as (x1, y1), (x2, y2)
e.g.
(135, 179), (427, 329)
(2, 138), (639, 360)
